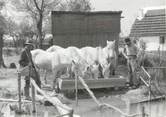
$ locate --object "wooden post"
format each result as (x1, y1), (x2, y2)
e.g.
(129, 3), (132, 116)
(31, 83), (36, 113)
(148, 76), (151, 117)
(30, 79), (77, 117)
(75, 73), (78, 106)
(149, 76), (151, 101)
(18, 72), (22, 113)
(78, 76), (101, 106)
(69, 109), (74, 117)
(141, 106), (145, 117)
(126, 99), (130, 115)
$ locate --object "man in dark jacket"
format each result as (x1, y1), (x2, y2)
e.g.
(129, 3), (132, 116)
(19, 40), (41, 100)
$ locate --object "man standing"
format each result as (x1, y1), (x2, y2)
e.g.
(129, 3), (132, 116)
(19, 40), (41, 100)
(122, 37), (139, 88)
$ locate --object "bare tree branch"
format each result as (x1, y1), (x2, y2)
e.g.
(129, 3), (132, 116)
(41, 0), (44, 12)
(33, 0), (41, 12)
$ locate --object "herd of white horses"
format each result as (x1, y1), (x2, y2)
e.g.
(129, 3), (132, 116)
(31, 40), (117, 89)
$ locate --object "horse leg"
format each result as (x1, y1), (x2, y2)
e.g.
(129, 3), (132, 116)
(69, 63), (76, 78)
(67, 67), (72, 78)
(110, 65), (116, 76)
(53, 70), (61, 93)
(44, 70), (47, 84)
(98, 64), (104, 78)
(52, 70), (58, 91)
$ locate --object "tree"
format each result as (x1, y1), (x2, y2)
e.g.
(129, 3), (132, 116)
(5, 16), (35, 48)
(12, 0), (92, 48)
(19, 19), (37, 47)
(12, 0), (61, 48)
(6, 17), (19, 47)
(0, 1), (7, 68)
(60, 0), (92, 11)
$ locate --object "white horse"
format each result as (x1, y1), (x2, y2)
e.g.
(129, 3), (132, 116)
(51, 46), (89, 90)
(31, 49), (54, 84)
(31, 47), (91, 88)
(66, 46), (102, 79)
(80, 40), (117, 78)
(31, 40), (116, 90)
(46, 45), (63, 52)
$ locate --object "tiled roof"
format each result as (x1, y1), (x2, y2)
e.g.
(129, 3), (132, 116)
(130, 9), (166, 37)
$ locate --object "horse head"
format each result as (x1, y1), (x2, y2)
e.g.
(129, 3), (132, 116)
(102, 62), (115, 78)
(105, 40), (116, 63)
(83, 64), (102, 79)
(71, 60), (86, 77)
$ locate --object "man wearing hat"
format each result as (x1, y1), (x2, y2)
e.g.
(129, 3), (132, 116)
(19, 40), (41, 100)
(122, 37), (139, 88)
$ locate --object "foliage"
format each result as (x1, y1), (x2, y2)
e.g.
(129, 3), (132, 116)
(4, 16), (35, 47)
(0, 0), (5, 10)
(11, 0), (61, 48)
(19, 19), (35, 37)
(6, 17), (18, 35)
(59, 0), (92, 11)
(0, 0), (7, 68)
(10, 0), (92, 48)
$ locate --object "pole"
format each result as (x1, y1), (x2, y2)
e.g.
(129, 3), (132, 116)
(141, 106), (145, 117)
(75, 73), (78, 106)
(78, 76), (101, 106)
(31, 83), (36, 113)
(149, 75), (151, 117)
(69, 109), (74, 117)
(31, 79), (74, 114)
(149, 76), (151, 101)
(18, 72), (22, 113)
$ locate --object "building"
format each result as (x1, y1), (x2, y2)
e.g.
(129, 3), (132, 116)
(130, 6), (166, 51)
(51, 11), (122, 50)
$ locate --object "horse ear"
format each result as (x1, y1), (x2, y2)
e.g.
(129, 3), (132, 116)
(106, 40), (109, 44)
(72, 60), (76, 65)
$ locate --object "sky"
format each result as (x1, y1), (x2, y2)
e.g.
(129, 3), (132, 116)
(90, 0), (166, 36)
(1, 0), (166, 36)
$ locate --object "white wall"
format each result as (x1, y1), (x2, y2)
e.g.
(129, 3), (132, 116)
(139, 36), (159, 43)
(139, 36), (166, 51)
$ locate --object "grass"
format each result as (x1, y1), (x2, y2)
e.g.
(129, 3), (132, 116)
(118, 50), (166, 96)
(140, 51), (166, 96)
(3, 55), (20, 68)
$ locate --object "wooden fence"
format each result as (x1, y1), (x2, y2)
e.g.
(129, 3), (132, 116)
(17, 67), (79, 117)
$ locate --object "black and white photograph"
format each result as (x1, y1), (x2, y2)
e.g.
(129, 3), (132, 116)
(0, 0), (165, 117)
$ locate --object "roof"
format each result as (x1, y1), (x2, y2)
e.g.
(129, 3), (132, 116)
(52, 11), (122, 15)
(130, 8), (166, 37)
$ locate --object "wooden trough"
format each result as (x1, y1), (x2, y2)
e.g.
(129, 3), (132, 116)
(58, 75), (127, 91)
